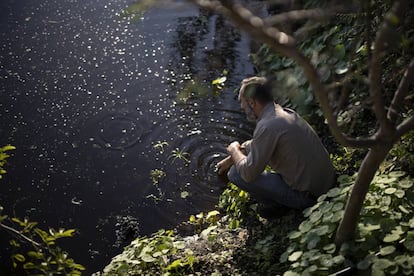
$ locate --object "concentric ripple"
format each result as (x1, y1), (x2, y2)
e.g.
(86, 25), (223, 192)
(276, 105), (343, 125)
(98, 115), (142, 150)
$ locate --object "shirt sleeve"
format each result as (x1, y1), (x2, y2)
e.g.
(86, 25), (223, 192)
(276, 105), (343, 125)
(235, 124), (278, 182)
(241, 140), (252, 154)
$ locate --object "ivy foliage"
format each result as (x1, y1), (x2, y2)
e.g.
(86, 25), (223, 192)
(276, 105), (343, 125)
(281, 171), (414, 275)
(98, 229), (196, 276)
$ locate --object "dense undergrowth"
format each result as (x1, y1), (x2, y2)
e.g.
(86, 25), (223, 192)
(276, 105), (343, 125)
(96, 162), (414, 275)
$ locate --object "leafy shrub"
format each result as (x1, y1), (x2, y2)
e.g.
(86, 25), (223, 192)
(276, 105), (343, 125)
(281, 171), (414, 275)
(99, 229), (195, 276)
(0, 145), (84, 275)
(0, 144), (15, 179)
(218, 183), (256, 229)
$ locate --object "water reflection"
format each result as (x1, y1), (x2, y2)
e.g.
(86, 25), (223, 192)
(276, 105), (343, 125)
(0, 0), (256, 272)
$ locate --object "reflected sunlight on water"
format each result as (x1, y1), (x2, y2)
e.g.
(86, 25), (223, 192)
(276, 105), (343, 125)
(0, 0), (260, 272)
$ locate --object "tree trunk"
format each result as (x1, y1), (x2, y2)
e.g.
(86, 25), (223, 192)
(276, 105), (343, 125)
(335, 143), (392, 245)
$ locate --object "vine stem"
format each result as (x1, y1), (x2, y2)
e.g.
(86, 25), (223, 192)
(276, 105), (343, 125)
(0, 222), (41, 247)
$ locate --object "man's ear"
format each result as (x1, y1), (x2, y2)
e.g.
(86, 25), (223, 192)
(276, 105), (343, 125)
(247, 98), (256, 108)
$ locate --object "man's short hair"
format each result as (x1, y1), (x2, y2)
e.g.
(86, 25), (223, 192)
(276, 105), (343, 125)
(239, 76), (274, 104)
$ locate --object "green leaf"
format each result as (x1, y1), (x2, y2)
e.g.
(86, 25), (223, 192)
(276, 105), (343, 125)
(180, 191), (190, 199)
(141, 254), (156, 263)
(307, 236), (321, 250)
(357, 255), (374, 270)
(299, 220), (313, 233)
(380, 246), (396, 256)
(166, 259), (182, 271)
(212, 76), (226, 85)
(389, 171), (406, 178)
(373, 258), (393, 270)
(384, 187), (397, 194)
(309, 210), (322, 223)
(1, 145), (16, 152)
(403, 232), (414, 251)
(288, 251), (303, 262)
(13, 254), (25, 262)
(288, 231), (302, 240)
(398, 179), (413, 189)
(384, 233), (401, 243)
(323, 243), (336, 254)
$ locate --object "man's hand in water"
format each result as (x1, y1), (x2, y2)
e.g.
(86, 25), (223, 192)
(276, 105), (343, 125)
(216, 155), (233, 175)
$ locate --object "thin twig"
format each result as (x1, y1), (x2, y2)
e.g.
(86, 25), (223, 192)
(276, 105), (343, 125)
(369, 0), (408, 135)
(387, 59), (414, 124)
(0, 222), (41, 247)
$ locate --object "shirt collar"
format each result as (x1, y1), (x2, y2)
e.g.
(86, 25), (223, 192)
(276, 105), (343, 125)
(258, 102), (275, 121)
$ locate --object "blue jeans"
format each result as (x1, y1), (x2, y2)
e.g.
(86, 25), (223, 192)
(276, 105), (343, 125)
(227, 166), (315, 209)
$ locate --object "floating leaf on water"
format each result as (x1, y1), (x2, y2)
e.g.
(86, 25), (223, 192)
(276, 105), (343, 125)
(211, 76), (227, 85)
(180, 191), (190, 199)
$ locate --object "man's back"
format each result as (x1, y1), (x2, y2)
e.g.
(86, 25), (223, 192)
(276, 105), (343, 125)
(237, 103), (335, 197)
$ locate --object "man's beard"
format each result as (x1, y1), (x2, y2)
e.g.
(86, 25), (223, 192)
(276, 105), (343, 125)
(245, 104), (257, 122)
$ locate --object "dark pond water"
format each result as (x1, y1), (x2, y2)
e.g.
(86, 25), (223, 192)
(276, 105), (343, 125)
(0, 0), (259, 273)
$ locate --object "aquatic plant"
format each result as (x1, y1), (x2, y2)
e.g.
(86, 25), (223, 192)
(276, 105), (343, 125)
(169, 148), (191, 164)
(153, 140), (169, 154)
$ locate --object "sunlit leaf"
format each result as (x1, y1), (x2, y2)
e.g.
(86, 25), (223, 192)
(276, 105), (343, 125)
(288, 251), (303, 262)
(398, 179), (413, 189)
(288, 231), (302, 240)
(383, 233), (401, 243)
(380, 246), (396, 256)
(384, 187), (397, 194)
(13, 254), (25, 262)
(141, 254), (156, 263)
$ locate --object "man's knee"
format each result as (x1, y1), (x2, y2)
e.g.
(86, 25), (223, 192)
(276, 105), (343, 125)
(227, 165), (238, 183)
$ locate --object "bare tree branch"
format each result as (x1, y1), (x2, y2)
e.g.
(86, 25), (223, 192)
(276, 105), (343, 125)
(369, 0), (408, 135)
(263, 7), (353, 26)
(193, 0), (378, 148)
(387, 59), (414, 124)
(264, 8), (328, 25)
(396, 115), (414, 138)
